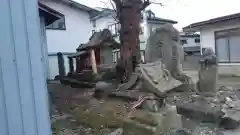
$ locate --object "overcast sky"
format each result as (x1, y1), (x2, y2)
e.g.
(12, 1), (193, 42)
(76, 0), (240, 30)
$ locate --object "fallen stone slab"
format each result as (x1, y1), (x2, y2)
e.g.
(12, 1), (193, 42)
(177, 100), (224, 123)
(124, 105), (182, 135)
(117, 73), (139, 91)
(139, 62), (182, 97)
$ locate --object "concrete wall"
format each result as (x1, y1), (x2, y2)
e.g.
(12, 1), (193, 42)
(41, 0), (93, 53)
(200, 21), (240, 76)
(0, 0), (51, 134)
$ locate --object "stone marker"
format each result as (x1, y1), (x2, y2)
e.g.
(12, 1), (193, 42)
(145, 24), (197, 92)
(138, 61), (182, 97)
(198, 48), (218, 92)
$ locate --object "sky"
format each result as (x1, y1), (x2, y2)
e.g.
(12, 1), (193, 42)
(76, 0), (240, 30)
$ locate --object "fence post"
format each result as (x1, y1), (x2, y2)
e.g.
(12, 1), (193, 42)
(57, 52), (66, 77)
(68, 57), (74, 74)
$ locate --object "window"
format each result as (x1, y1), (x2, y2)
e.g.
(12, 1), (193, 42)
(180, 39), (187, 45)
(112, 49), (120, 63)
(195, 38), (200, 43)
(46, 17), (66, 30)
(215, 28), (240, 63)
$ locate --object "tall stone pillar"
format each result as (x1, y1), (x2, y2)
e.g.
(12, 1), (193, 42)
(57, 52), (66, 77)
(198, 48), (218, 92)
(68, 57), (74, 74)
(0, 0), (51, 135)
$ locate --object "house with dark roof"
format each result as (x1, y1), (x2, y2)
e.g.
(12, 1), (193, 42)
(40, 0), (99, 53)
(180, 32), (201, 54)
(91, 9), (178, 62)
(183, 13), (240, 76)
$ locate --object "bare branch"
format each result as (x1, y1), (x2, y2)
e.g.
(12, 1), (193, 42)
(150, 1), (163, 6)
(109, 0), (117, 12)
(112, 0), (122, 18)
(100, 1), (118, 21)
(140, 0), (151, 10)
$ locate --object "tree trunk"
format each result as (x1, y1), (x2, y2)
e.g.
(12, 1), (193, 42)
(114, 0), (148, 82)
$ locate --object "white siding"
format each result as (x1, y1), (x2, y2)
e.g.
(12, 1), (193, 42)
(42, 0), (93, 53)
(94, 15), (116, 31)
(0, 0), (51, 135)
(200, 21), (240, 53)
(199, 21), (240, 76)
(40, 16), (50, 80)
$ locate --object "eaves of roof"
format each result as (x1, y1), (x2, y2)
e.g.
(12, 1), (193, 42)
(183, 12), (240, 31)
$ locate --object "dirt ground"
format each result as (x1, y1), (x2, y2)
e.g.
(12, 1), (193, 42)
(48, 75), (240, 135)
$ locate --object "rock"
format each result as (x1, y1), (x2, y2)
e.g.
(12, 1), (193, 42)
(94, 81), (115, 99)
(220, 100), (240, 130)
(58, 129), (75, 135)
(181, 116), (201, 131)
(155, 105), (182, 134)
(171, 130), (189, 135)
(177, 99), (224, 123)
(141, 99), (162, 112)
(192, 123), (223, 135)
(139, 61), (182, 97)
(219, 117), (240, 130)
(109, 128), (123, 135)
(123, 118), (156, 135)
(95, 81), (115, 91)
(117, 73), (139, 91)
(123, 106), (182, 135)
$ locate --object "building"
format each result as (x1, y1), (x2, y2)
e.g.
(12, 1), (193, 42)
(91, 9), (177, 62)
(183, 13), (240, 76)
(40, 0), (99, 53)
(0, 1), (62, 135)
(69, 29), (119, 73)
(180, 32), (201, 54)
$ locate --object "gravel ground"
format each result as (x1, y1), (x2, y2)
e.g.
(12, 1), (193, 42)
(48, 75), (240, 135)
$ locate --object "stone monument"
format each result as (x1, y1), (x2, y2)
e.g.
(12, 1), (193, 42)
(145, 24), (197, 91)
(198, 48), (218, 92)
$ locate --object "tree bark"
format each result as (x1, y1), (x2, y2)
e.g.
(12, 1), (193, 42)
(113, 0), (149, 82)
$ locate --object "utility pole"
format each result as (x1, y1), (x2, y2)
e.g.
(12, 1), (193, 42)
(113, 0), (150, 82)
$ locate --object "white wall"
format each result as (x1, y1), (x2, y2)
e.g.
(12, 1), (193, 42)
(199, 21), (240, 76)
(42, 0), (93, 53)
(200, 21), (240, 53)
(94, 15), (116, 31)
